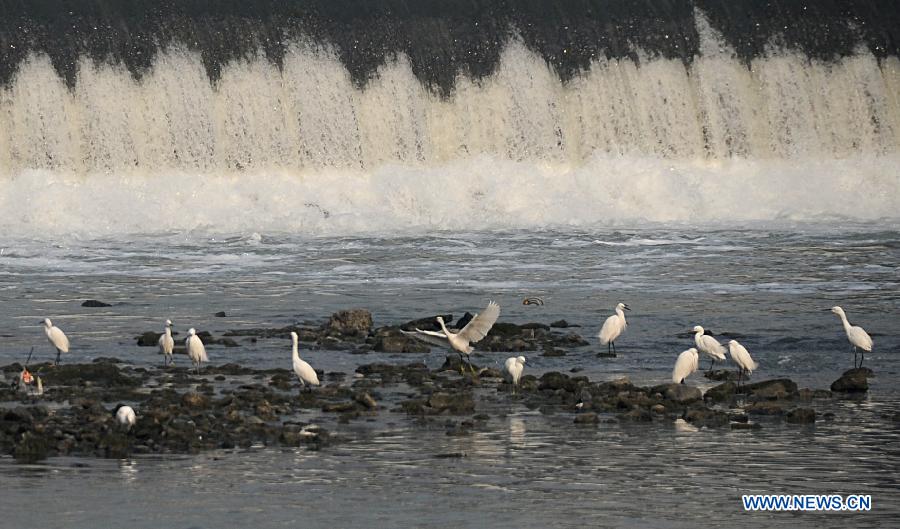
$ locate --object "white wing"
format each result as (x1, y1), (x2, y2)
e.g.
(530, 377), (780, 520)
(848, 326), (873, 352)
(458, 300), (500, 343)
(598, 314), (622, 345)
(401, 329), (451, 349)
(159, 333), (174, 354)
(187, 336), (208, 362)
(294, 358), (320, 386)
(698, 335), (726, 360)
(728, 341), (758, 372)
(48, 326), (70, 352)
(672, 349), (699, 383)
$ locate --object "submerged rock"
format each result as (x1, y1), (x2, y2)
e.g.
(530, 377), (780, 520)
(830, 368), (871, 393)
(574, 412), (599, 424)
(81, 299), (112, 307)
(786, 408), (816, 424)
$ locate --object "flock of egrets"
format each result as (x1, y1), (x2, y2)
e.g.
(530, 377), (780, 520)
(31, 301), (873, 430)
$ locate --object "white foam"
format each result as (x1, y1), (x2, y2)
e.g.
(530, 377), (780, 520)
(0, 13), (898, 237)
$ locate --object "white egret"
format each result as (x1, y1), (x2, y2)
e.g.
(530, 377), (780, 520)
(831, 306), (873, 368)
(185, 328), (208, 375)
(692, 325), (726, 373)
(42, 318), (70, 366)
(598, 302), (630, 355)
(290, 331), (320, 391)
(728, 340), (758, 385)
(158, 319), (175, 366)
(114, 405), (136, 431)
(504, 356), (527, 386)
(672, 347), (699, 384)
(401, 300), (501, 375)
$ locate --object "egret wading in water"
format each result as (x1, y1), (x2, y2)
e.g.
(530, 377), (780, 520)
(159, 319), (175, 366)
(728, 340), (758, 385)
(504, 356), (527, 389)
(831, 306), (873, 368)
(692, 325), (726, 373)
(672, 347), (699, 384)
(401, 300), (501, 375)
(185, 328), (208, 375)
(42, 318), (69, 366)
(598, 303), (630, 355)
(291, 331), (320, 391)
(114, 404), (136, 431)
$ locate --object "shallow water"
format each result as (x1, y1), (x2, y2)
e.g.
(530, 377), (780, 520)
(0, 226), (898, 526)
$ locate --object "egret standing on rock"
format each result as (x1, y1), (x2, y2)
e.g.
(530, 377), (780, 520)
(185, 328), (208, 375)
(114, 404), (136, 431)
(291, 331), (320, 391)
(692, 325), (726, 373)
(159, 319), (175, 366)
(504, 356), (527, 387)
(672, 347), (699, 384)
(42, 318), (69, 366)
(598, 303), (630, 355)
(728, 340), (758, 385)
(401, 300), (501, 375)
(831, 306), (873, 368)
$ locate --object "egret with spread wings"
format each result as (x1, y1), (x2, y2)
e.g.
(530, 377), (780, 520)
(402, 300), (500, 375)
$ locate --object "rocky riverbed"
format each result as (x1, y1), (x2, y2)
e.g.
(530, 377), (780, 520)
(0, 309), (882, 462)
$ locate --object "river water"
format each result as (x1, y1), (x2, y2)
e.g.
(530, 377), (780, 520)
(0, 226), (898, 527)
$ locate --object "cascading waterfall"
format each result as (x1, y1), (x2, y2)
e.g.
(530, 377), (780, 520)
(0, 3), (898, 235)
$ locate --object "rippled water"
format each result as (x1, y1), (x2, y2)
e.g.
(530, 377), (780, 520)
(1, 226), (898, 526)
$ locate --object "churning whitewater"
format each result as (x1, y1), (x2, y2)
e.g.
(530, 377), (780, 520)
(0, 9), (898, 236)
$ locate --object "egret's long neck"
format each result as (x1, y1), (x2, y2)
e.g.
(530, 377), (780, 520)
(292, 339), (300, 360)
(165, 327), (172, 337)
(838, 312), (852, 331)
(617, 308), (627, 326)
(438, 319), (452, 337)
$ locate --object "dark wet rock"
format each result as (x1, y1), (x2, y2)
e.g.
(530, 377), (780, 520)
(786, 408), (816, 424)
(354, 392), (378, 410)
(14, 431), (50, 462)
(455, 312), (474, 329)
(426, 392), (475, 414)
(651, 404), (666, 414)
(538, 372), (570, 391)
(743, 379), (798, 400)
(574, 412), (599, 424)
(434, 452), (465, 458)
(181, 392), (210, 409)
(704, 382), (736, 403)
(745, 400), (789, 415)
(704, 369), (739, 381)
(400, 314), (453, 332)
(372, 329), (430, 353)
(44, 362), (141, 388)
(731, 422), (761, 430)
(81, 299), (112, 307)
(214, 311), (227, 317)
(729, 413), (749, 423)
(618, 408), (652, 422)
(326, 309), (373, 338)
(596, 352), (616, 358)
(798, 388), (833, 400)
(685, 408), (730, 427)
(542, 346), (566, 357)
(830, 368), (870, 393)
(438, 355), (479, 373)
(322, 401), (358, 413)
(487, 322), (521, 338)
(136, 331), (163, 346)
(92, 357), (122, 364)
(550, 319), (572, 328)
(653, 383), (702, 404)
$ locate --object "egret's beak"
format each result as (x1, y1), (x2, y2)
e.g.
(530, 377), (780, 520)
(623, 305), (631, 311)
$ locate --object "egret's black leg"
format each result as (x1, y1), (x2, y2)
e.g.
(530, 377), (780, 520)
(55, 349), (61, 366)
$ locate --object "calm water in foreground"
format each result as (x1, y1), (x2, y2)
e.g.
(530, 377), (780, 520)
(0, 227), (898, 527)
